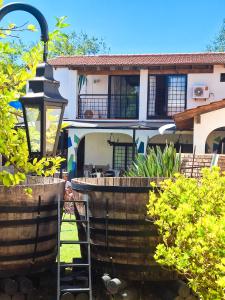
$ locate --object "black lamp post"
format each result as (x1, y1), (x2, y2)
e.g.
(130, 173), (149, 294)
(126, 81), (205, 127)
(0, 3), (68, 158)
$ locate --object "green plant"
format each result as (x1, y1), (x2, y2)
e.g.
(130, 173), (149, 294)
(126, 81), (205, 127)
(126, 143), (181, 177)
(147, 167), (225, 300)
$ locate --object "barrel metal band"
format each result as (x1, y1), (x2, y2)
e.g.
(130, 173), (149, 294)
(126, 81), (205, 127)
(0, 233), (57, 246)
(0, 215), (57, 227)
(90, 216), (149, 225)
(91, 244), (155, 253)
(0, 247), (56, 261)
(90, 227), (158, 237)
(0, 203), (57, 213)
(72, 182), (151, 193)
(92, 259), (166, 272)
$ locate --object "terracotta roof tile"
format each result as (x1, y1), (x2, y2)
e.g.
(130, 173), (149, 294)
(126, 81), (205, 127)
(174, 99), (225, 130)
(49, 53), (225, 67)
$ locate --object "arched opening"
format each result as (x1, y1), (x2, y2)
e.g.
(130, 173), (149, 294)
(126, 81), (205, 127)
(148, 132), (193, 153)
(77, 132), (133, 177)
(205, 127), (225, 153)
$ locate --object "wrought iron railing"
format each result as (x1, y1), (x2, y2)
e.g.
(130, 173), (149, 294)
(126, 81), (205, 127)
(78, 94), (139, 119)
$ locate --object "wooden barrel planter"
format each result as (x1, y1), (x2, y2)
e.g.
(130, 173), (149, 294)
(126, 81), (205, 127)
(72, 177), (177, 282)
(0, 176), (65, 277)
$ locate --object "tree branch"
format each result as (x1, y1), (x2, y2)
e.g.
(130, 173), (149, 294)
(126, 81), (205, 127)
(1, 153), (23, 173)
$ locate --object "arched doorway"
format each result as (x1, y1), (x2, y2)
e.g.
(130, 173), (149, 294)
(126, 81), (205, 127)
(205, 127), (225, 153)
(148, 133), (193, 153)
(76, 132), (133, 177)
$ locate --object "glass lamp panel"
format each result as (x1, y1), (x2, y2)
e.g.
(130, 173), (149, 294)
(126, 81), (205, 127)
(46, 106), (62, 153)
(25, 106), (41, 152)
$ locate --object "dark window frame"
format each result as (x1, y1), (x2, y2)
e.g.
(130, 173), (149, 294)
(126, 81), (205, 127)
(111, 142), (135, 170)
(147, 74), (187, 119)
(220, 73), (225, 82)
(108, 75), (140, 119)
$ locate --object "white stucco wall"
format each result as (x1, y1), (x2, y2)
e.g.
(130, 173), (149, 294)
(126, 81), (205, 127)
(53, 64), (225, 122)
(84, 133), (132, 167)
(187, 65), (225, 109)
(53, 68), (78, 120)
(79, 75), (109, 119)
(193, 107), (225, 154)
(80, 75), (108, 94)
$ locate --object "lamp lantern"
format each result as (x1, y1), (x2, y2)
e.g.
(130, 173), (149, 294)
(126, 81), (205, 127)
(20, 63), (68, 158)
(0, 3), (68, 158)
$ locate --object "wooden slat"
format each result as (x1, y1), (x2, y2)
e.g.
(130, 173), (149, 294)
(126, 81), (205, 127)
(76, 65), (213, 75)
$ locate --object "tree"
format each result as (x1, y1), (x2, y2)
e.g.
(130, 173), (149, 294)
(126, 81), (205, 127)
(206, 19), (225, 52)
(3, 16), (109, 64)
(49, 17), (109, 57)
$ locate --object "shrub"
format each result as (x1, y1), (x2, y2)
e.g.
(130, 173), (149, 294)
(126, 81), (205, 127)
(126, 143), (181, 177)
(147, 167), (225, 300)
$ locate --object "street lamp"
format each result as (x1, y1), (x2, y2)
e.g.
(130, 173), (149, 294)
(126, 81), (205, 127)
(0, 3), (68, 158)
(20, 63), (68, 158)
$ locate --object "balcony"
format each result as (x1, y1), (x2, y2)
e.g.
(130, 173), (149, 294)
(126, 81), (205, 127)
(78, 94), (139, 119)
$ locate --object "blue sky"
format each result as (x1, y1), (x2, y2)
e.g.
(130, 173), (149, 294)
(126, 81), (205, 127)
(2, 0), (225, 54)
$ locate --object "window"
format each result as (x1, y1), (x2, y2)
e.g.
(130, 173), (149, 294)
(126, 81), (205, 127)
(220, 73), (225, 82)
(148, 76), (156, 117)
(147, 75), (187, 118)
(112, 143), (134, 170)
(167, 75), (187, 116)
(109, 75), (139, 118)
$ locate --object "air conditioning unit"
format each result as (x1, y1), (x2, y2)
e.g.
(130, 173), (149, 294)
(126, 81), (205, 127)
(192, 85), (209, 99)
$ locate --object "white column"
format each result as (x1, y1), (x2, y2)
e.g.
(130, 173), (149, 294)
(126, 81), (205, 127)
(193, 119), (207, 154)
(54, 68), (78, 120)
(139, 69), (148, 121)
(68, 70), (78, 119)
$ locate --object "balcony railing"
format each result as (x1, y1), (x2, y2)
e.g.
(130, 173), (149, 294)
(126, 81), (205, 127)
(78, 94), (139, 119)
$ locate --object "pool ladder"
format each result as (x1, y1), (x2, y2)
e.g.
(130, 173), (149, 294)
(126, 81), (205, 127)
(57, 195), (92, 300)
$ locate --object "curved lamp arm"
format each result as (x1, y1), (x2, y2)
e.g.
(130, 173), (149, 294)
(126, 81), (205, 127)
(0, 2), (49, 62)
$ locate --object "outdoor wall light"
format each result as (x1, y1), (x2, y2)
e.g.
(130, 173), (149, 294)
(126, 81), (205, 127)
(0, 3), (68, 158)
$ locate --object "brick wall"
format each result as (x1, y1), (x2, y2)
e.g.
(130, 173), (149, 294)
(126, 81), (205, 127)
(217, 155), (225, 172)
(181, 154), (225, 177)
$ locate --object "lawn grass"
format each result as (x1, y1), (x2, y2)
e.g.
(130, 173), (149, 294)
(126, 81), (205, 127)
(60, 214), (81, 262)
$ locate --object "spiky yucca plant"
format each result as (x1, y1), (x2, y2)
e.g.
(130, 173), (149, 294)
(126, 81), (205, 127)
(126, 143), (181, 178)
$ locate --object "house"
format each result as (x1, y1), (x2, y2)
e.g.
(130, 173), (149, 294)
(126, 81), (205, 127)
(49, 53), (225, 178)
